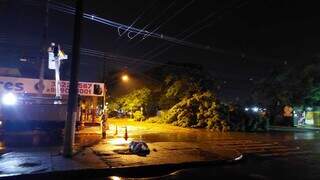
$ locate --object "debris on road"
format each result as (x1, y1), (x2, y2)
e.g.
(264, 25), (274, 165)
(18, 162), (41, 167)
(129, 141), (150, 156)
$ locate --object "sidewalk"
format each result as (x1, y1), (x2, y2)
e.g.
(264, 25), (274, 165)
(0, 126), (105, 177)
(90, 122), (242, 168)
(0, 123), (243, 178)
(0, 144), (242, 178)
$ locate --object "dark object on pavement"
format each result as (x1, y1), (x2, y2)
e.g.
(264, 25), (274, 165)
(113, 149), (132, 155)
(18, 162), (41, 167)
(129, 141), (150, 156)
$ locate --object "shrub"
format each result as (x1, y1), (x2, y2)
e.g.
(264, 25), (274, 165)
(133, 111), (145, 121)
(146, 116), (162, 123)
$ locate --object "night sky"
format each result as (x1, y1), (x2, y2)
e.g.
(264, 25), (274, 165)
(0, 0), (320, 102)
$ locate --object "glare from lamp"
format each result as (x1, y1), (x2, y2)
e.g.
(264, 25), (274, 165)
(121, 74), (129, 82)
(2, 93), (17, 105)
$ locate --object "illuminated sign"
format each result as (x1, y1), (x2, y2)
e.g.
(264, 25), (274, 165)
(0, 76), (104, 97)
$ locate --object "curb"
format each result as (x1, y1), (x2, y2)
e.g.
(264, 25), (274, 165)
(2, 154), (244, 179)
(270, 126), (320, 132)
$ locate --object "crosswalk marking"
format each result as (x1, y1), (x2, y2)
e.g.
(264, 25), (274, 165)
(205, 139), (310, 157)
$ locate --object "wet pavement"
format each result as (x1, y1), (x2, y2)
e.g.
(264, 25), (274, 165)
(1, 119), (320, 178)
(0, 127), (103, 177)
(97, 119), (320, 157)
(80, 119), (320, 175)
(139, 154), (320, 180)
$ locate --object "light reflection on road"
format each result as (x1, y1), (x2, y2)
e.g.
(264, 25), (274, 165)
(1, 125), (320, 151)
(123, 131), (320, 144)
(294, 131), (317, 140)
(108, 138), (132, 146)
(108, 176), (122, 180)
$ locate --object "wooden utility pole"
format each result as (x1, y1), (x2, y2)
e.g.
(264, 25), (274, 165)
(63, 0), (83, 158)
(38, 0), (49, 96)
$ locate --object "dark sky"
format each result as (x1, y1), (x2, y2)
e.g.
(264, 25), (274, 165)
(1, 0), (320, 102)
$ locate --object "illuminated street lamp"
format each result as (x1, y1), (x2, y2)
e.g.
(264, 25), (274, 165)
(121, 74), (129, 82)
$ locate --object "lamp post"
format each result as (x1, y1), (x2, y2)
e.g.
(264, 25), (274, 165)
(103, 72), (130, 120)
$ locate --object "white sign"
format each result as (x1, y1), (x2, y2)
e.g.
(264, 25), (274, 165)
(0, 76), (104, 97)
(48, 52), (56, 70)
(48, 51), (68, 70)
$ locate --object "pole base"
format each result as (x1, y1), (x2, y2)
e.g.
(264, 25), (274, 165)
(54, 96), (62, 104)
(102, 132), (106, 139)
(54, 100), (62, 104)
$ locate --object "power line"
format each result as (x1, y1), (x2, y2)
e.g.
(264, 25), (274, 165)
(122, 0), (178, 61)
(137, 0), (247, 67)
(117, 0), (159, 39)
(139, 0), (195, 41)
(146, 0), (249, 61)
(48, 1), (251, 68)
(63, 46), (165, 66)
(62, 45), (196, 70)
(126, 0), (177, 42)
(48, 1), (233, 55)
(141, 12), (217, 58)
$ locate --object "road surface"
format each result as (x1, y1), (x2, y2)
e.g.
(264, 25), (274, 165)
(1, 118), (320, 179)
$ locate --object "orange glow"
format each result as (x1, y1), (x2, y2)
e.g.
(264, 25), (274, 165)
(108, 138), (131, 145)
(121, 74), (129, 82)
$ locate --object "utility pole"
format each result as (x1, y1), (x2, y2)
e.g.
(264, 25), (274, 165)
(102, 60), (106, 109)
(38, 0), (49, 96)
(63, 0), (83, 158)
(101, 59), (108, 139)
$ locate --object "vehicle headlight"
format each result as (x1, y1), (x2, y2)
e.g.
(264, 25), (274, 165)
(1, 93), (17, 105)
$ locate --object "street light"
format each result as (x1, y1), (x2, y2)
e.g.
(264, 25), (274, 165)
(121, 74), (129, 82)
(252, 107), (259, 112)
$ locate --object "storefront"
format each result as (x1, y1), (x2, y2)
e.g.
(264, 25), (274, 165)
(293, 106), (320, 127)
(0, 76), (105, 126)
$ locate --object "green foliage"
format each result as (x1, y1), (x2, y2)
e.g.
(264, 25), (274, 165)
(156, 91), (230, 131)
(133, 111), (145, 121)
(145, 63), (216, 110)
(253, 60), (320, 107)
(305, 87), (320, 106)
(252, 60), (320, 124)
(122, 87), (151, 112)
(108, 87), (154, 116)
(146, 110), (175, 124)
(145, 116), (161, 123)
(158, 76), (202, 109)
(146, 92), (269, 132)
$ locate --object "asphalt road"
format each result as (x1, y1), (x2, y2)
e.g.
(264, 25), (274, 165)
(1, 118), (320, 179)
(139, 154), (320, 180)
(92, 119), (320, 179)
(104, 119), (318, 157)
